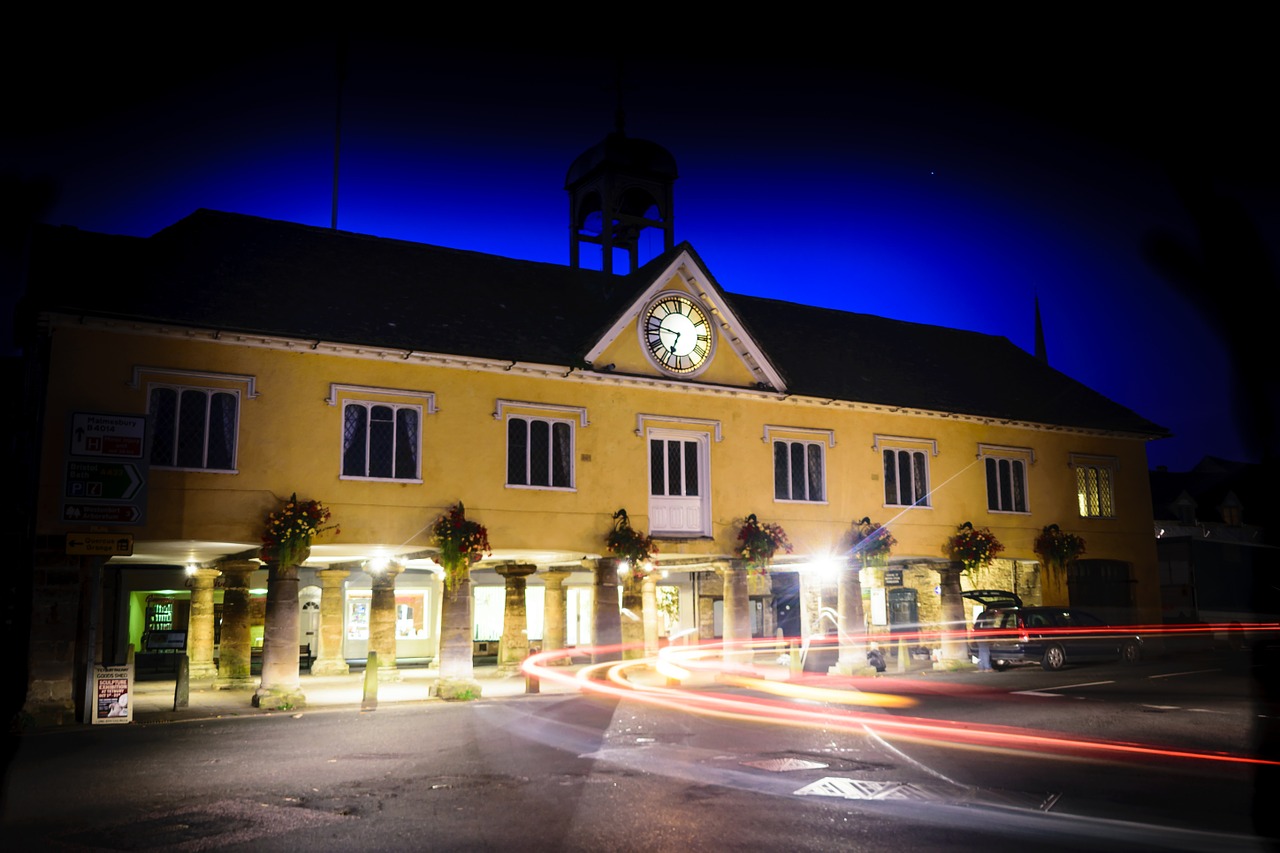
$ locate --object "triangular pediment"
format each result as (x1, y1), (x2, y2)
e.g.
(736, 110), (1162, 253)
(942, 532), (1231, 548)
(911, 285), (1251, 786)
(584, 246), (786, 391)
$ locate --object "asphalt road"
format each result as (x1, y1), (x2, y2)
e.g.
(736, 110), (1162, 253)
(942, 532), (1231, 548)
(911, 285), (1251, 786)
(2, 648), (1276, 852)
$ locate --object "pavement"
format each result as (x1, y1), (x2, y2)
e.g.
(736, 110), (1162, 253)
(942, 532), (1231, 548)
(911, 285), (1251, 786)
(123, 652), (942, 726)
(127, 663), (584, 725)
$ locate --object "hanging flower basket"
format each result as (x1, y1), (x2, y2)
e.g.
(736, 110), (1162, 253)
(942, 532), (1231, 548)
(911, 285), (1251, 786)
(737, 513), (792, 571)
(431, 502), (491, 591)
(946, 522), (1004, 572)
(850, 517), (897, 568)
(605, 509), (657, 579)
(261, 492), (337, 567)
(1034, 524), (1086, 571)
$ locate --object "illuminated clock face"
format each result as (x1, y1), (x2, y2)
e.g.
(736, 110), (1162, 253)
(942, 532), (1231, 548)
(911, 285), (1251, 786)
(643, 293), (713, 374)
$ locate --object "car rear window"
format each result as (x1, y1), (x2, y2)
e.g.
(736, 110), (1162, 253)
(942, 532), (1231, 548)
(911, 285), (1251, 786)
(1026, 612), (1053, 628)
(977, 611), (1019, 629)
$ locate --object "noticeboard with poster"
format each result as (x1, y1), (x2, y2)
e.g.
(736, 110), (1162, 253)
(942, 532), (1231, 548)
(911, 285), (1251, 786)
(92, 664), (133, 725)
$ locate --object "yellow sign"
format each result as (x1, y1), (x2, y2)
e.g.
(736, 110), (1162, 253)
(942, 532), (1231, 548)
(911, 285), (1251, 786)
(66, 533), (135, 556)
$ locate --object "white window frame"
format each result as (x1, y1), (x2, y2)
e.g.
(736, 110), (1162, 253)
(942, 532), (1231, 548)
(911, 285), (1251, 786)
(1071, 454), (1117, 519)
(647, 427), (712, 537)
(506, 414), (576, 490)
(146, 383), (241, 473)
(340, 400), (423, 482)
(980, 445), (1033, 514)
(875, 436), (936, 509)
(764, 425), (832, 505)
(772, 439), (826, 503)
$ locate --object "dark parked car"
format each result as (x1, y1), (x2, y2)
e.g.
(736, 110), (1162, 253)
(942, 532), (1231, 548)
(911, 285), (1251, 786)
(963, 590), (1142, 672)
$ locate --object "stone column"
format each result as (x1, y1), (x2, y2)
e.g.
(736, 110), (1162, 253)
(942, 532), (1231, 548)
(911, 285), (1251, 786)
(540, 569), (571, 663)
(497, 564), (537, 672)
(22, 541), (86, 726)
(591, 557), (622, 663)
(641, 573), (661, 657)
(620, 572), (645, 660)
(718, 560), (751, 666)
(311, 569), (350, 676)
(214, 561), (257, 689)
(437, 575), (481, 700)
(184, 568), (222, 680)
(254, 559), (306, 709)
(936, 561), (968, 667)
(368, 562), (404, 682)
(833, 558), (868, 675)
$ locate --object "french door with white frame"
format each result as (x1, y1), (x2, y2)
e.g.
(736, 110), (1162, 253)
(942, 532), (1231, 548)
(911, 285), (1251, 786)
(648, 430), (711, 536)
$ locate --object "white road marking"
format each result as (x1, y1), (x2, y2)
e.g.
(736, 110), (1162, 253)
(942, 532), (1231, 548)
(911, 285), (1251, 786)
(794, 777), (1060, 811)
(860, 725), (963, 786)
(1012, 691), (1068, 697)
(1149, 669), (1220, 679)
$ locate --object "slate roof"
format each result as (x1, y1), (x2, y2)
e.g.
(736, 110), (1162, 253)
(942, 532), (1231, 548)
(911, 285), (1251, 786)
(24, 209), (1168, 439)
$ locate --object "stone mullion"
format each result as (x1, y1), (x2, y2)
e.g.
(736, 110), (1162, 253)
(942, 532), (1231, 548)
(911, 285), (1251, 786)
(833, 558), (868, 674)
(497, 564), (537, 672)
(717, 559), (751, 666)
(936, 562), (967, 665)
(436, 575), (481, 700)
(185, 568), (222, 680)
(539, 569), (571, 663)
(254, 560), (306, 709)
(214, 561), (256, 689)
(641, 573), (660, 657)
(591, 557), (622, 663)
(368, 563), (404, 682)
(311, 569), (350, 676)
(620, 573), (645, 660)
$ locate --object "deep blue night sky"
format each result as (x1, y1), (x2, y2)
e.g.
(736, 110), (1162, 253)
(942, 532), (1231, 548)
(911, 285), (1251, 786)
(5, 30), (1276, 472)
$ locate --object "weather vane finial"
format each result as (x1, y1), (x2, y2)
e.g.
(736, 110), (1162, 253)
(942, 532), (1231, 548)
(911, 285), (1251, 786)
(613, 59), (626, 136)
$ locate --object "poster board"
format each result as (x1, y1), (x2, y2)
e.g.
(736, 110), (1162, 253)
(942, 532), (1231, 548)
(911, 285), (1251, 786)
(92, 663), (134, 725)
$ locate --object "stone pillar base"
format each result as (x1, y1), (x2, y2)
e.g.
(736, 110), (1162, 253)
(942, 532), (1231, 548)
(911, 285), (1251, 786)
(377, 665), (402, 683)
(434, 677), (482, 701)
(189, 662), (219, 681)
(21, 693), (75, 729)
(932, 658), (971, 672)
(252, 687), (306, 710)
(310, 659), (350, 677)
(214, 675), (258, 690)
(829, 661), (876, 676)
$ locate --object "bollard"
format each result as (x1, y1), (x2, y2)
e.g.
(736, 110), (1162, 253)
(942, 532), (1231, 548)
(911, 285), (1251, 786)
(174, 653), (190, 709)
(897, 635), (907, 673)
(525, 651), (540, 694)
(789, 640), (802, 678)
(362, 651), (379, 711)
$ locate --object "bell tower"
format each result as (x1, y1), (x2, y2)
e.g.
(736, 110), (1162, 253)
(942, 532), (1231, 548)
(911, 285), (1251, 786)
(566, 109), (677, 275)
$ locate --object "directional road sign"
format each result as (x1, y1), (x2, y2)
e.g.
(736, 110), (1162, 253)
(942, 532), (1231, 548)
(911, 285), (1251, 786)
(66, 533), (135, 556)
(62, 504), (143, 524)
(65, 461), (144, 500)
(69, 412), (147, 459)
(64, 412), (149, 525)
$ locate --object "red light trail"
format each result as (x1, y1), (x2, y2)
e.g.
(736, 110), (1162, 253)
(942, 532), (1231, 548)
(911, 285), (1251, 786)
(523, 628), (1279, 770)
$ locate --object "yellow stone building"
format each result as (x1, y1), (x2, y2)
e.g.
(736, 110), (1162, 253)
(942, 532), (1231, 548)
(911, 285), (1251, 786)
(19, 131), (1168, 723)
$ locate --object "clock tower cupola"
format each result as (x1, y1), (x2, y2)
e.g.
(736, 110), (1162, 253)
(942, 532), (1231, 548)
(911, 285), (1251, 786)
(566, 112), (677, 275)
